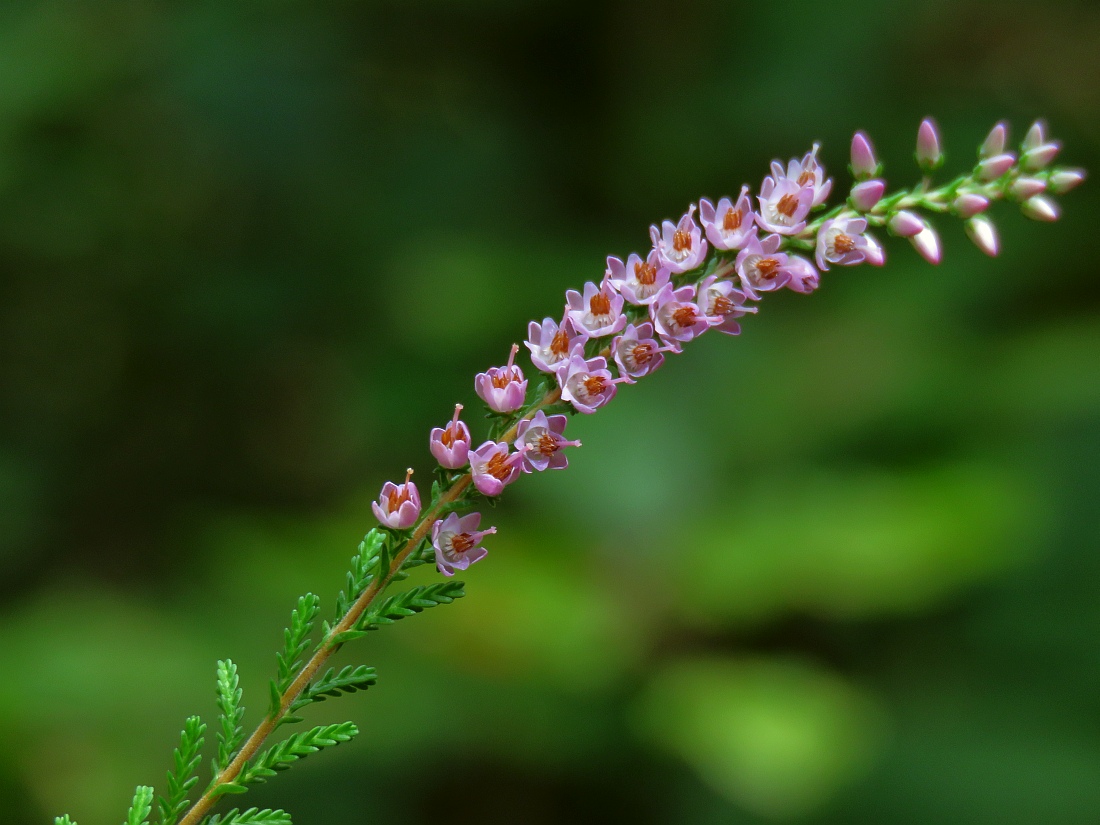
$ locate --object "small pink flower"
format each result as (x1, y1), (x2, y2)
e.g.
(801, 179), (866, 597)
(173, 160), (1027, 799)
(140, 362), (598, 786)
(432, 511), (495, 576)
(566, 280), (627, 338)
(815, 216), (871, 270)
(650, 205), (708, 273)
(697, 275), (753, 335)
(525, 316), (586, 375)
(756, 174), (813, 235)
(734, 233), (792, 298)
(651, 284), (710, 347)
(772, 143), (832, 207)
(784, 255), (821, 294)
(469, 440), (523, 496)
(699, 188), (757, 251)
(557, 350), (625, 414)
(850, 132), (879, 180)
(606, 252), (670, 306)
(863, 232), (886, 267)
(850, 180), (885, 212)
(474, 344), (528, 414)
(977, 153), (1016, 182)
(612, 321), (673, 381)
(371, 468), (421, 530)
(514, 410), (580, 472)
(430, 404), (472, 469)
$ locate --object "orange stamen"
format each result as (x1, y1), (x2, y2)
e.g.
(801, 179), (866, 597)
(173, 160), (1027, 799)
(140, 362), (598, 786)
(776, 193), (800, 218)
(673, 229), (692, 252)
(722, 207), (742, 231)
(634, 261), (657, 285)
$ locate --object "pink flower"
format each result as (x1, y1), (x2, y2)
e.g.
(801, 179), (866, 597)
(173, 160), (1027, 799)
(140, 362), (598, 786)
(649, 205), (708, 273)
(815, 216), (872, 270)
(514, 410), (580, 472)
(756, 174), (813, 235)
(784, 255), (821, 294)
(612, 321), (673, 381)
(772, 143), (832, 207)
(651, 284), (710, 348)
(965, 215), (999, 257)
(469, 440), (523, 496)
(432, 512), (495, 576)
(850, 180), (885, 212)
(734, 233), (792, 298)
(474, 344), (528, 414)
(430, 404), (472, 469)
(371, 468), (421, 530)
(953, 193), (989, 218)
(566, 280), (627, 338)
(606, 252), (670, 306)
(697, 275), (753, 335)
(525, 316), (586, 375)
(699, 188), (757, 251)
(557, 350), (624, 414)
(863, 232), (886, 267)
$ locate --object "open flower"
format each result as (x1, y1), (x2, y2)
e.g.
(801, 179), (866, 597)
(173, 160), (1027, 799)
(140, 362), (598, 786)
(756, 174), (813, 235)
(432, 511), (495, 576)
(784, 255), (821, 294)
(474, 344), (528, 413)
(612, 321), (673, 381)
(557, 350), (624, 414)
(699, 187), (757, 251)
(735, 233), (792, 298)
(650, 205), (708, 273)
(470, 440), (524, 496)
(525, 316), (586, 375)
(429, 404), (471, 469)
(607, 251), (670, 305)
(651, 284), (710, 348)
(566, 280), (627, 338)
(370, 469), (421, 530)
(697, 275), (753, 334)
(514, 410), (580, 472)
(815, 216), (872, 270)
(774, 143), (833, 207)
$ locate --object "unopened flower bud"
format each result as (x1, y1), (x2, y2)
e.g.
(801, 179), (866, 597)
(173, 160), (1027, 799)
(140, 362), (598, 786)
(1022, 142), (1061, 171)
(916, 118), (944, 171)
(862, 232), (886, 266)
(976, 153), (1016, 181)
(909, 225), (942, 265)
(965, 216), (999, 257)
(1021, 195), (1060, 222)
(953, 193), (989, 218)
(1022, 120), (1046, 152)
(1049, 168), (1086, 194)
(850, 179), (885, 211)
(1008, 177), (1046, 200)
(850, 132), (879, 180)
(980, 122), (1008, 159)
(888, 210), (925, 237)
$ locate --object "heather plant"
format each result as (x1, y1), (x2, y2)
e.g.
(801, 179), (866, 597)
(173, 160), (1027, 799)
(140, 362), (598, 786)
(53, 118), (1083, 825)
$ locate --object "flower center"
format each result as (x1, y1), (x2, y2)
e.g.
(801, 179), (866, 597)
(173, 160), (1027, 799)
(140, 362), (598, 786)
(634, 261), (657, 285)
(711, 294), (734, 316)
(490, 369), (518, 389)
(536, 433), (559, 457)
(797, 169), (815, 187)
(673, 229), (692, 252)
(485, 452), (513, 481)
(589, 292), (611, 317)
(441, 425), (462, 448)
(386, 485), (411, 510)
(672, 306), (698, 328)
(632, 343), (654, 365)
(776, 193), (800, 218)
(723, 207), (743, 231)
(451, 532), (475, 554)
(583, 375), (607, 395)
(757, 257), (780, 280)
(549, 330), (570, 358)
(833, 233), (855, 254)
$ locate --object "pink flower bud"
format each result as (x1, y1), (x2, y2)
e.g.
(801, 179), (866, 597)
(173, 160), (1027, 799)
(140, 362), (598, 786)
(1022, 121), (1046, 152)
(980, 122), (1008, 159)
(976, 153), (1016, 182)
(862, 232), (886, 266)
(850, 179), (885, 211)
(1008, 177), (1046, 200)
(965, 216), (999, 257)
(1049, 168), (1086, 194)
(909, 225), (942, 265)
(916, 118), (943, 171)
(888, 210), (925, 237)
(1022, 142), (1061, 171)
(1021, 195), (1060, 222)
(850, 132), (879, 180)
(953, 193), (989, 218)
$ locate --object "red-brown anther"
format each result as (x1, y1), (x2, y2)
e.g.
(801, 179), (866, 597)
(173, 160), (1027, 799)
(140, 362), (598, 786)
(583, 375), (607, 395)
(632, 343), (654, 365)
(673, 229), (692, 251)
(757, 257), (780, 280)
(440, 427), (456, 448)
(672, 306), (698, 327)
(451, 532), (476, 553)
(723, 207), (743, 231)
(490, 370), (517, 389)
(797, 169), (815, 187)
(590, 292), (611, 316)
(485, 451), (513, 481)
(634, 261), (657, 285)
(834, 233), (855, 254)
(776, 193), (800, 218)
(386, 468), (414, 509)
(536, 433), (560, 457)
(712, 294), (735, 316)
(550, 330), (570, 358)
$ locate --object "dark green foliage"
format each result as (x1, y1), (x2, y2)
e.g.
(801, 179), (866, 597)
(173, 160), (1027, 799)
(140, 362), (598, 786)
(126, 786), (155, 825)
(276, 594), (320, 692)
(237, 723), (359, 787)
(215, 660), (245, 773)
(158, 716), (206, 825)
(329, 581), (465, 644)
(290, 665), (378, 712)
(205, 808), (292, 825)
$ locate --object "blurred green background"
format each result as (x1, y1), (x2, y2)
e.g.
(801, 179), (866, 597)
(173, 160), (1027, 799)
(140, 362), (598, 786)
(1, 0), (1098, 822)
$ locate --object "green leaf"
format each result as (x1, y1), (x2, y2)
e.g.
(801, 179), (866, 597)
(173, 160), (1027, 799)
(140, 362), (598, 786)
(209, 782), (249, 798)
(238, 723), (359, 786)
(54, 816), (78, 825)
(206, 808), (292, 825)
(357, 581), (466, 631)
(126, 785), (155, 825)
(157, 715), (206, 825)
(267, 679), (283, 719)
(329, 629), (369, 645)
(276, 594), (320, 692)
(290, 665), (378, 712)
(214, 660), (245, 773)
(334, 530), (385, 619)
